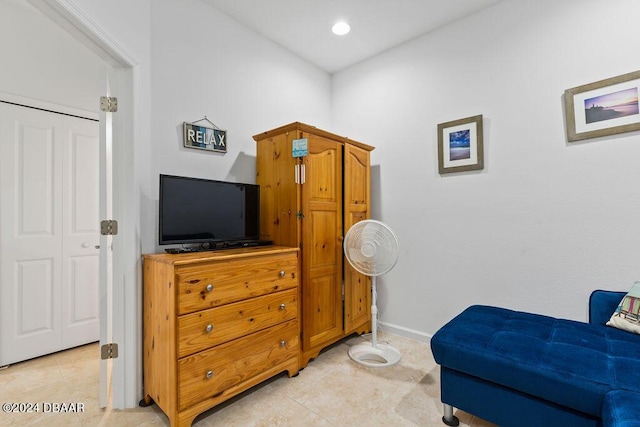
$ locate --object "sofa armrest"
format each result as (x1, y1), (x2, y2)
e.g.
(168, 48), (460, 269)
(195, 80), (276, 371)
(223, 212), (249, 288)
(589, 290), (626, 326)
(602, 390), (640, 427)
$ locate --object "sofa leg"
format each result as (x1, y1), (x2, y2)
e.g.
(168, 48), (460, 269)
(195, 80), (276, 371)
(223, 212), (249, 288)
(442, 404), (460, 426)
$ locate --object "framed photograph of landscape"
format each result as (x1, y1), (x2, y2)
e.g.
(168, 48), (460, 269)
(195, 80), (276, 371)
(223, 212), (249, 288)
(438, 114), (484, 174)
(564, 70), (640, 142)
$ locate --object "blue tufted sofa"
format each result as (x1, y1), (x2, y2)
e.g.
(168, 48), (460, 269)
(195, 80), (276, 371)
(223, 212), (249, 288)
(430, 290), (640, 427)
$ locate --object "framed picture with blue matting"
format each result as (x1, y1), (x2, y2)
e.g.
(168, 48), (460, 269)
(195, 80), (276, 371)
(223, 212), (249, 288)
(438, 114), (484, 174)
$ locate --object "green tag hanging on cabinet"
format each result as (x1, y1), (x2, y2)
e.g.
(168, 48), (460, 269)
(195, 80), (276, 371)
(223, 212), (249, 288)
(292, 138), (308, 157)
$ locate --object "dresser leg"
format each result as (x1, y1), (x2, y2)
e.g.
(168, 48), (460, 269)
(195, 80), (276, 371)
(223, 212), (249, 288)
(139, 395), (153, 407)
(178, 412), (198, 427)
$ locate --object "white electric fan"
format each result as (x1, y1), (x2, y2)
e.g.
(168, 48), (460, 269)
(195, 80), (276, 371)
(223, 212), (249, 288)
(344, 219), (401, 368)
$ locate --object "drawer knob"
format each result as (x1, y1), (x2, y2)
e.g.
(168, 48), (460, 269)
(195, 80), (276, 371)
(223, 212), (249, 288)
(279, 303), (286, 310)
(205, 324), (213, 333)
(206, 370), (213, 379)
(206, 284), (214, 292)
(279, 270), (285, 278)
(280, 340), (286, 347)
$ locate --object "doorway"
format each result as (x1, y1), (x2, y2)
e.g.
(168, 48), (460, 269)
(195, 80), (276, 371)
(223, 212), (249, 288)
(0, 101), (100, 367)
(0, 0), (142, 409)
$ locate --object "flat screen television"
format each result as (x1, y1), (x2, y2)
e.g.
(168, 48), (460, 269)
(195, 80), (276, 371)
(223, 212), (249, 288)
(159, 174), (260, 247)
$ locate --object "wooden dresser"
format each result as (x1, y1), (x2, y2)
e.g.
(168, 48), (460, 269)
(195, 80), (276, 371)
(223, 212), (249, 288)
(141, 246), (300, 427)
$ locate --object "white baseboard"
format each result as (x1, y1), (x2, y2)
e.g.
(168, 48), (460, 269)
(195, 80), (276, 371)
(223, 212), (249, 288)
(377, 321), (432, 343)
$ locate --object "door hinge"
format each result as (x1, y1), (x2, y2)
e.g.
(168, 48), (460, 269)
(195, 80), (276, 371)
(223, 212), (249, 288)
(101, 343), (119, 360)
(100, 220), (118, 236)
(100, 96), (118, 112)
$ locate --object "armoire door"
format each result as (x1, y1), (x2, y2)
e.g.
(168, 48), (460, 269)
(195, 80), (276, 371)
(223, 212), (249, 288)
(0, 102), (99, 366)
(343, 144), (372, 334)
(300, 133), (343, 351)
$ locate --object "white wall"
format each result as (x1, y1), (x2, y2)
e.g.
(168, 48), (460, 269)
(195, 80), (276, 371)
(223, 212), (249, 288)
(332, 0), (640, 338)
(57, 0), (333, 342)
(0, 0), (104, 111)
(147, 0), (332, 253)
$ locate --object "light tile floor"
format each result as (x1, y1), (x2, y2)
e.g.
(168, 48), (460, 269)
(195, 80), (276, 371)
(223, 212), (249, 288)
(0, 333), (495, 426)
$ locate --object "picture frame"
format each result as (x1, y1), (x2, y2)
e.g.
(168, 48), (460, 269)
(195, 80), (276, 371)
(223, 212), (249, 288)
(564, 70), (640, 142)
(438, 114), (484, 174)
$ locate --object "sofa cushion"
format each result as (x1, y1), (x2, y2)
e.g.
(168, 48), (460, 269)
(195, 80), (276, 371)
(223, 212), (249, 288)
(431, 305), (640, 416)
(607, 282), (640, 334)
(602, 390), (640, 427)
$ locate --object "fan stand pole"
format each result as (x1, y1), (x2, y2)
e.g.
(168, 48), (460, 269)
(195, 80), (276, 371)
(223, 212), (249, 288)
(371, 276), (378, 348)
(347, 274), (401, 368)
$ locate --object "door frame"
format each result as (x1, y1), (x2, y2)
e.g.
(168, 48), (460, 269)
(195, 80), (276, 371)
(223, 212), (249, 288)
(26, 0), (141, 409)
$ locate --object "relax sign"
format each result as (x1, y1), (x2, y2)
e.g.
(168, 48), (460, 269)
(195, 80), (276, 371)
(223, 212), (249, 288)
(183, 121), (227, 153)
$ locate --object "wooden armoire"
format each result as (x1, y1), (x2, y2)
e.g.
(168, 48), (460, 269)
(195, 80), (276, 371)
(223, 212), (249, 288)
(254, 122), (375, 367)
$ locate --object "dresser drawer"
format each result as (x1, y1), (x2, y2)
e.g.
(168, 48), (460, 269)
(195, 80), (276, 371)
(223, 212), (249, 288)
(176, 252), (298, 315)
(178, 319), (299, 411)
(177, 288), (298, 358)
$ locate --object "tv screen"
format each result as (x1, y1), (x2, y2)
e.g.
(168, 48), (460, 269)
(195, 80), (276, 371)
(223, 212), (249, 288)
(159, 174), (259, 246)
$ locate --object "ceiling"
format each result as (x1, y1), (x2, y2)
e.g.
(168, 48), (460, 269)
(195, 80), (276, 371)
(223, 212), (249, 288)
(203, 0), (502, 73)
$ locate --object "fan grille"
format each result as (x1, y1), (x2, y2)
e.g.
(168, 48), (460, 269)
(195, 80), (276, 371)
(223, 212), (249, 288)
(344, 220), (399, 276)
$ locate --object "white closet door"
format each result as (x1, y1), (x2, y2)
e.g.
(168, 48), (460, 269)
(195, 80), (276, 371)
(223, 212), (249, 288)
(61, 115), (100, 348)
(0, 103), (99, 366)
(0, 104), (63, 365)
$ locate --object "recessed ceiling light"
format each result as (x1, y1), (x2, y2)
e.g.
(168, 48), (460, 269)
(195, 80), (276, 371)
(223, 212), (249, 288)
(332, 22), (350, 36)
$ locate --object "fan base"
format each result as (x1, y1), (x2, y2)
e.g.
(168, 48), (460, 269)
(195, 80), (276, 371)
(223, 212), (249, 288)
(348, 342), (401, 368)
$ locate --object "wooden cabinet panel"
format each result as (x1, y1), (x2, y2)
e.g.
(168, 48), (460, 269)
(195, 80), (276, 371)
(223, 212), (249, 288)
(343, 144), (372, 334)
(303, 133), (341, 203)
(255, 132), (298, 247)
(344, 144), (369, 208)
(305, 144), (338, 202)
(176, 253), (297, 315)
(306, 211), (339, 269)
(344, 266), (370, 334)
(178, 319), (298, 411)
(301, 134), (343, 354)
(177, 288), (298, 358)
(304, 273), (343, 349)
